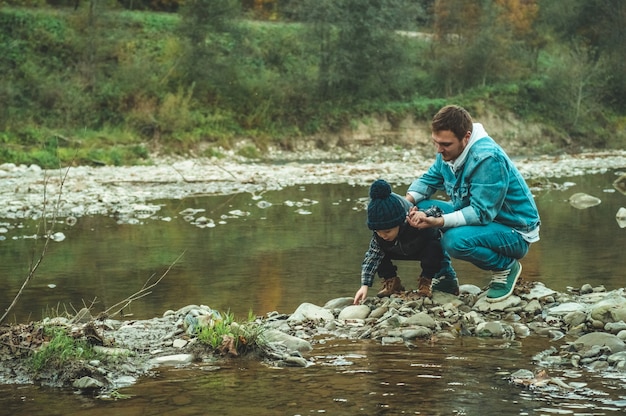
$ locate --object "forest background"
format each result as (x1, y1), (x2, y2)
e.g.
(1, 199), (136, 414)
(1, 0), (625, 168)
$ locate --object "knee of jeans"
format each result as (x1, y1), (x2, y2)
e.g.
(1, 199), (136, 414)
(441, 235), (466, 258)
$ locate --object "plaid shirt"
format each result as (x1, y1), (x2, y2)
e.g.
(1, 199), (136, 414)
(360, 234), (385, 287)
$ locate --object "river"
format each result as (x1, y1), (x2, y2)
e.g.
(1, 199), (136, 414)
(0, 168), (625, 414)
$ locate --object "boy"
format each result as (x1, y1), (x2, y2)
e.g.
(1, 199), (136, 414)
(353, 179), (458, 304)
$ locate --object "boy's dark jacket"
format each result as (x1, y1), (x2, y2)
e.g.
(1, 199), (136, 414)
(374, 222), (440, 259)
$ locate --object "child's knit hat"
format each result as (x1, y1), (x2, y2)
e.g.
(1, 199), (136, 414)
(367, 179), (407, 230)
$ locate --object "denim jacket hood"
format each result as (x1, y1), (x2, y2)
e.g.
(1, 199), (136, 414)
(407, 123), (541, 234)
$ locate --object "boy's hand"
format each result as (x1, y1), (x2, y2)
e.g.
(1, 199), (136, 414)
(353, 285), (369, 304)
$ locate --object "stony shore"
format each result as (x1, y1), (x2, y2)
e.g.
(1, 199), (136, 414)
(1, 147), (626, 396)
(1, 147), (626, 223)
(3, 279), (626, 398)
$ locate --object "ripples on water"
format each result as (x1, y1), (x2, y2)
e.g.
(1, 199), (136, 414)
(0, 171), (625, 414)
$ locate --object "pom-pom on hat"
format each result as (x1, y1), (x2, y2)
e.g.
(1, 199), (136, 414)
(367, 179), (407, 230)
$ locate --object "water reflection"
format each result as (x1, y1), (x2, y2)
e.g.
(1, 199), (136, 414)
(1, 172), (624, 323)
(5, 336), (624, 415)
(0, 171), (625, 414)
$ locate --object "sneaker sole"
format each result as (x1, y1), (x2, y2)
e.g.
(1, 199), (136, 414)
(486, 262), (522, 303)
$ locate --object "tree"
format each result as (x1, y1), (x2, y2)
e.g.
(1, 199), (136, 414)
(292, 0), (421, 103)
(177, 0), (242, 107)
(429, 0), (539, 95)
(538, 0), (626, 110)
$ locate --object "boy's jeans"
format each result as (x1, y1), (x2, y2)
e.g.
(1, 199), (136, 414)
(417, 200), (529, 272)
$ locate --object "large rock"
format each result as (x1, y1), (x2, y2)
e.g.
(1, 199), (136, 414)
(338, 305), (371, 320)
(261, 329), (313, 353)
(546, 302), (587, 316)
(572, 333), (626, 353)
(287, 302), (334, 323)
(569, 192), (601, 209)
(590, 296), (626, 323)
(474, 295), (522, 312)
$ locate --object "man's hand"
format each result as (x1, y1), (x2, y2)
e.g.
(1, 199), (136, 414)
(407, 206), (444, 229)
(353, 285), (369, 304)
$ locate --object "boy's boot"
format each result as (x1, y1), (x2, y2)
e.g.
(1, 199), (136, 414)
(377, 276), (405, 297)
(416, 276), (433, 298)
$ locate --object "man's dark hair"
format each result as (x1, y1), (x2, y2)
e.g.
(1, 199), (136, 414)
(431, 105), (473, 141)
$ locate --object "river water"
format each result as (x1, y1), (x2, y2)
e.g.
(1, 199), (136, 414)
(1, 170), (625, 415)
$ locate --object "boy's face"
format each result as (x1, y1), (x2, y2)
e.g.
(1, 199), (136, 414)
(432, 129), (470, 162)
(375, 225), (400, 242)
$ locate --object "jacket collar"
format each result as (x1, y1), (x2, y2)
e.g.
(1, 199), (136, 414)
(445, 123), (488, 173)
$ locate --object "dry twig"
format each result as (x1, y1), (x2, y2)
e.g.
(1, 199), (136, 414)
(103, 252), (185, 318)
(0, 167), (70, 324)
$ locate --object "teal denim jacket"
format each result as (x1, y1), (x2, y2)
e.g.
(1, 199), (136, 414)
(407, 135), (541, 234)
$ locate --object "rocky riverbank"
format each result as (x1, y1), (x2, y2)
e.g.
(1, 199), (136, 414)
(1, 148), (626, 224)
(2, 278), (626, 397)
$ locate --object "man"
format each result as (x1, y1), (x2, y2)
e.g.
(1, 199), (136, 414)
(406, 105), (541, 302)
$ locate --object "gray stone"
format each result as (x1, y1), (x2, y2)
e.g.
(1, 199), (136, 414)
(605, 321), (626, 334)
(284, 356), (309, 367)
(523, 299), (542, 315)
(261, 329), (313, 353)
(369, 306), (388, 319)
(616, 207), (626, 228)
(287, 302), (335, 322)
(476, 321), (507, 337)
(92, 346), (131, 356)
(459, 284), (482, 296)
(173, 339), (188, 348)
(569, 192), (601, 209)
(521, 282), (557, 300)
(474, 295), (521, 312)
(610, 305), (626, 323)
(338, 305), (371, 320)
(547, 302), (586, 316)
(432, 292), (463, 305)
(401, 327), (432, 340)
(607, 351), (626, 365)
(324, 297), (354, 310)
(73, 376), (104, 390)
(112, 375), (137, 388)
(405, 312), (437, 329)
(381, 336), (404, 345)
(150, 354), (194, 365)
(580, 284), (594, 294)
(590, 297), (626, 322)
(573, 332), (626, 354)
(587, 360), (610, 371)
(563, 310), (588, 328)
(512, 323), (531, 337)
(510, 369), (534, 379)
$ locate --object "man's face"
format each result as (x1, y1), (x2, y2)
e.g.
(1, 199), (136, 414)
(432, 130), (470, 162)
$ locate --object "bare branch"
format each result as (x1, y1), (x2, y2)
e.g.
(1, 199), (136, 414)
(0, 166), (71, 324)
(103, 251), (185, 318)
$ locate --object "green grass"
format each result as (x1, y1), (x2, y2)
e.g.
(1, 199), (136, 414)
(29, 326), (101, 372)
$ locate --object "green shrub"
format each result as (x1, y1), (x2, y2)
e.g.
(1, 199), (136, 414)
(196, 310), (263, 355)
